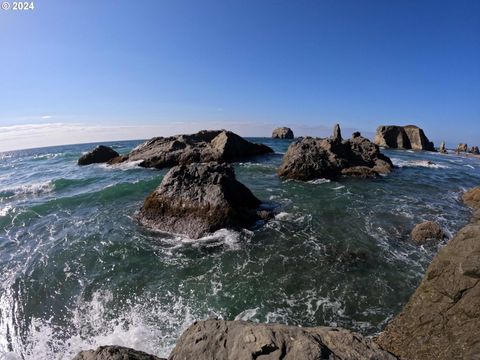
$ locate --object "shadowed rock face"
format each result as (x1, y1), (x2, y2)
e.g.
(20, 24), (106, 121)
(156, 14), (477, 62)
(137, 162), (272, 239)
(272, 127), (294, 139)
(168, 319), (397, 360)
(278, 126), (393, 181)
(470, 146), (480, 155)
(72, 346), (165, 360)
(109, 130), (273, 169)
(374, 125), (435, 151)
(78, 145), (119, 166)
(376, 187), (480, 360)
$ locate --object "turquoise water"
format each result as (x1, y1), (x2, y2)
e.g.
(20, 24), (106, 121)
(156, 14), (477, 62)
(1, 139), (479, 359)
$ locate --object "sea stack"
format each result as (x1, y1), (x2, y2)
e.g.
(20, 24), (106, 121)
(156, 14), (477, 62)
(438, 141), (447, 153)
(272, 127), (294, 139)
(77, 145), (119, 166)
(456, 143), (468, 153)
(374, 125), (435, 151)
(137, 162), (272, 239)
(470, 145), (479, 155)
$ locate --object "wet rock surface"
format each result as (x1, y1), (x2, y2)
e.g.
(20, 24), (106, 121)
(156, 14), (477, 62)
(410, 221), (444, 245)
(272, 127), (294, 139)
(108, 130), (273, 169)
(72, 346), (165, 360)
(374, 125), (435, 151)
(137, 162), (272, 238)
(78, 145), (119, 166)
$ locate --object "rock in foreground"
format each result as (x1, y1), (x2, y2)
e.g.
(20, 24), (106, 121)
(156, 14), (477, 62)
(374, 125), (435, 151)
(410, 221), (444, 245)
(138, 162), (272, 238)
(72, 345), (165, 360)
(110, 130), (273, 169)
(272, 127), (294, 139)
(169, 319), (397, 360)
(278, 125), (393, 181)
(78, 145), (119, 166)
(376, 187), (480, 359)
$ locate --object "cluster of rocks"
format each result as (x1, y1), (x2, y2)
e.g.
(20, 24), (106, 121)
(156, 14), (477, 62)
(272, 126), (294, 139)
(456, 143), (480, 155)
(374, 125), (435, 151)
(278, 124), (393, 181)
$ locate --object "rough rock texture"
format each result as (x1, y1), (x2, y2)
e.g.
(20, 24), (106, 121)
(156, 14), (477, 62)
(333, 123), (342, 142)
(272, 127), (294, 139)
(278, 125), (393, 181)
(169, 319), (397, 360)
(110, 130), (273, 169)
(374, 125), (435, 151)
(78, 145), (119, 166)
(439, 141), (447, 153)
(456, 143), (468, 153)
(410, 221), (444, 245)
(470, 145), (480, 155)
(376, 187), (480, 360)
(138, 162), (272, 238)
(72, 346), (165, 360)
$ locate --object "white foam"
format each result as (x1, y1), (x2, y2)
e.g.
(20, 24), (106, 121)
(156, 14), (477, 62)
(392, 159), (449, 169)
(0, 181), (54, 197)
(307, 178), (331, 185)
(234, 308), (259, 321)
(101, 160), (145, 171)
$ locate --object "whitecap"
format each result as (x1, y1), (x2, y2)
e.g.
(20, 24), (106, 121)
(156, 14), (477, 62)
(234, 308), (259, 321)
(307, 178), (331, 185)
(391, 159), (449, 169)
(0, 181), (54, 197)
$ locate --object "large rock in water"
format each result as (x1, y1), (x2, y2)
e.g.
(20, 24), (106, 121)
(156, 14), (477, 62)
(169, 319), (397, 360)
(410, 221), (444, 245)
(470, 145), (480, 155)
(137, 162), (272, 238)
(72, 345), (165, 360)
(438, 141), (447, 153)
(109, 130), (273, 169)
(78, 145), (119, 165)
(376, 187), (480, 359)
(272, 127), (294, 139)
(278, 125), (393, 181)
(374, 125), (435, 151)
(456, 143), (468, 153)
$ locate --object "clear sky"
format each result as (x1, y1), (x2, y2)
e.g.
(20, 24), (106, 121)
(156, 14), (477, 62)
(0, 0), (479, 151)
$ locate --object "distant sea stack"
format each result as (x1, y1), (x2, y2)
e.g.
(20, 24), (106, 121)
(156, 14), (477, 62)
(272, 127), (294, 139)
(456, 143), (468, 153)
(109, 130), (273, 169)
(438, 141), (447, 153)
(470, 145), (479, 155)
(77, 145), (119, 166)
(374, 125), (435, 151)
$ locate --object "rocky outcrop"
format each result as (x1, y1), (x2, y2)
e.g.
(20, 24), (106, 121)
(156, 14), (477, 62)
(169, 319), (397, 360)
(272, 127), (294, 139)
(72, 345), (165, 360)
(78, 145), (119, 166)
(456, 143), (468, 153)
(410, 221), (444, 245)
(278, 125), (393, 181)
(110, 130), (273, 169)
(374, 125), (435, 151)
(376, 187), (480, 359)
(137, 162), (272, 238)
(438, 141), (447, 153)
(470, 146), (480, 155)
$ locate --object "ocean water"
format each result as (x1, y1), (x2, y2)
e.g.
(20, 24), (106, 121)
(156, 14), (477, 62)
(1, 139), (480, 360)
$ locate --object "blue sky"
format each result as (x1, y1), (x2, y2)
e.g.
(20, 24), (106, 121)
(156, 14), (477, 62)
(0, 0), (479, 151)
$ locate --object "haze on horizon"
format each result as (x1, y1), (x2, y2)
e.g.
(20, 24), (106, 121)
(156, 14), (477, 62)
(0, 0), (479, 152)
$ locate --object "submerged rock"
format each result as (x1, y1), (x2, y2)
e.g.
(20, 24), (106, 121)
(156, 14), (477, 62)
(78, 145), (119, 166)
(278, 124), (393, 181)
(169, 319), (397, 360)
(272, 127), (294, 139)
(374, 125), (435, 151)
(376, 187), (480, 359)
(456, 143), (468, 153)
(438, 141), (447, 153)
(137, 162), (272, 239)
(72, 345), (165, 360)
(109, 130), (273, 169)
(410, 221), (444, 245)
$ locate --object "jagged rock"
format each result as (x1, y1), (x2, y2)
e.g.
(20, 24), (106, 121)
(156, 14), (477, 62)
(169, 319), (397, 360)
(352, 131), (361, 138)
(78, 145), (119, 166)
(109, 130), (273, 169)
(376, 187), (480, 359)
(374, 125), (435, 151)
(470, 146), (480, 155)
(410, 221), (444, 245)
(438, 141), (447, 153)
(272, 127), (294, 139)
(333, 123), (342, 142)
(278, 125), (393, 181)
(137, 162), (272, 238)
(72, 345), (165, 360)
(456, 143), (468, 153)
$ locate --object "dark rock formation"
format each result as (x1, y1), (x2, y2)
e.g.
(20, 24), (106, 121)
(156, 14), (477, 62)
(438, 141), (447, 153)
(333, 123), (342, 142)
(470, 145), (480, 155)
(110, 130), (273, 169)
(78, 145), (119, 166)
(456, 143), (468, 153)
(272, 127), (294, 139)
(278, 125), (393, 181)
(352, 131), (361, 138)
(169, 319), (397, 360)
(137, 162), (272, 238)
(376, 187), (480, 359)
(374, 125), (435, 151)
(72, 345), (165, 360)
(410, 221), (444, 245)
